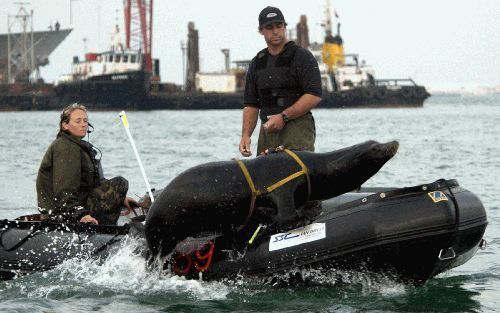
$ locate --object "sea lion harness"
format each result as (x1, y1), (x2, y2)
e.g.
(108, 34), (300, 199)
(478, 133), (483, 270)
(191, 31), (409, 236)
(233, 149), (311, 231)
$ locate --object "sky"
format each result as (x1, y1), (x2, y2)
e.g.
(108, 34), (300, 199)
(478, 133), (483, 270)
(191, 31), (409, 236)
(2, 0), (499, 91)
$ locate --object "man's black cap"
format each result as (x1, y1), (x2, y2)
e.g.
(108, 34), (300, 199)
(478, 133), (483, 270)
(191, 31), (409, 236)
(258, 6), (286, 28)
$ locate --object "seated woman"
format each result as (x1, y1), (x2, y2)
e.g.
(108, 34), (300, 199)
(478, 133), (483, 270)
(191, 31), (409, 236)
(36, 103), (136, 225)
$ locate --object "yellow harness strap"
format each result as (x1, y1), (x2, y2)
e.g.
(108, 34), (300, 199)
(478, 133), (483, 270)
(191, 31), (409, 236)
(234, 159), (261, 230)
(233, 150), (311, 232)
(266, 149), (311, 200)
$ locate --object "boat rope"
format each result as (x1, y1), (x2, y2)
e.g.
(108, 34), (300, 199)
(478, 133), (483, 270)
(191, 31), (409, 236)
(0, 223), (42, 252)
(440, 179), (460, 230)
(233, 149), (311, 231)
(441, 178), (461, 248)
(90, 223), (130, 256)
(0, 220), (129, 255)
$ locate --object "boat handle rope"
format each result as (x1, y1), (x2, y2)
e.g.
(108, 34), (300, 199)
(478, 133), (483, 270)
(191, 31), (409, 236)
(90, 229), (128, 256)
(233, 149), (311, 232)
(440, 179), (460, 232)
(0, 223), (42, 252)
(53, 223), (128, 255)
(72, 223), (130, 256)
(438, 247), (456, 260)
(439, 178), (460, 260)
(0, 221), (128, 254)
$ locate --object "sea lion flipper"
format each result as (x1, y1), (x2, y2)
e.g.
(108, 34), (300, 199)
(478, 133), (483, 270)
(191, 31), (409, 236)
(269, 191), (298, 229)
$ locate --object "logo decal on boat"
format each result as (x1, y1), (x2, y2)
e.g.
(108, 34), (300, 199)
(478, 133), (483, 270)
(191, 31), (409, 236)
(269, 223), (326, 251)
(428, 191), (448, 203)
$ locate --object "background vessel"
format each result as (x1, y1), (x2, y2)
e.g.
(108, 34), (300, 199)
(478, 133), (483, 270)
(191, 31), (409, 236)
(0, 1), (430, 110)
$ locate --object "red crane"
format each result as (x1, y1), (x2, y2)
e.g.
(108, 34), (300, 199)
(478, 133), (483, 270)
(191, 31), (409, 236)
(123, 0), (154, 78)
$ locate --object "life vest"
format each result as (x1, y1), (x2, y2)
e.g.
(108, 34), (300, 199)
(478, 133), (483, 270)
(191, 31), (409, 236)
(254, 42), (304, 121)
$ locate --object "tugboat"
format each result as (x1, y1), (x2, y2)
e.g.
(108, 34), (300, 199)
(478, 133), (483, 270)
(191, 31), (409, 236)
(153, 1), (430, 110)
(53, 25), (153, 108)
(309, 0), (430, 108)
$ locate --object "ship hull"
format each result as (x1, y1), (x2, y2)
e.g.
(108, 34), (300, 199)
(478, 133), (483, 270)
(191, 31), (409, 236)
(320, 85), (430, 108)
(0, 84), (429, 110)
(147, 85), (430, 110)
(52, 70), (150, 109)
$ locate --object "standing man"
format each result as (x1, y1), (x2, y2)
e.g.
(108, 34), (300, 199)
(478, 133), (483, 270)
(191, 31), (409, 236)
(239, 6), (322, 157)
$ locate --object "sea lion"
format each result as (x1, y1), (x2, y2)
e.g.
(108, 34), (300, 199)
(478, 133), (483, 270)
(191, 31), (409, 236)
(145, 140), (399, 257)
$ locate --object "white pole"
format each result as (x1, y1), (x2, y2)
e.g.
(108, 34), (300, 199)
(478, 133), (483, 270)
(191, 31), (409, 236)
(119, 111), (155, 203)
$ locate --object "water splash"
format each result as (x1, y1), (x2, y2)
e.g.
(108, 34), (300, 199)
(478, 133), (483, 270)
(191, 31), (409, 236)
(221, 265), (408, 297)
(3, 235), (230, 301)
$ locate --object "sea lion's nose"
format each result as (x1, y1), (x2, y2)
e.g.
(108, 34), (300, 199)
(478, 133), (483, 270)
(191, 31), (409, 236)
(384, 141), (399, 157)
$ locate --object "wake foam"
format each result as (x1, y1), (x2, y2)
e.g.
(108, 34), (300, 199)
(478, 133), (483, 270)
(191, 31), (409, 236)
(10, 235), (231, 300)
(2, 235), (410, 300)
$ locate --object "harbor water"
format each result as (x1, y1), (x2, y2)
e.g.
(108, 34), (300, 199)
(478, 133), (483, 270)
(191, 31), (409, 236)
(0, 94), (498, 312)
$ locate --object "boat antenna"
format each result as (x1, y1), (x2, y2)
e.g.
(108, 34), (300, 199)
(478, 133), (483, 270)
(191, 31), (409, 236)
(119, 111), (155, 203)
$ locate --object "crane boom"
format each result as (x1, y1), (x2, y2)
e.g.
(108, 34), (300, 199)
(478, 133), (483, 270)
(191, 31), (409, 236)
(123, 0), (153, 73)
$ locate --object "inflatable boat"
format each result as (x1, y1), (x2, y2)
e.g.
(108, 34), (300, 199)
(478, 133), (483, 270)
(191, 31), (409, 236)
(0, 179), (487, 284)
(169, 179), (487, 284)
(0, 218), (143, 280)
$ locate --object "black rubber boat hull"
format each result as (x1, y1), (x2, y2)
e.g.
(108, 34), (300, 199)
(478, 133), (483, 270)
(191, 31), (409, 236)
(170, 179), (487, 284)
(0, 179), (487, 284)
(0, 221), (140, 280)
